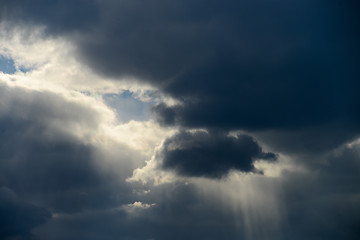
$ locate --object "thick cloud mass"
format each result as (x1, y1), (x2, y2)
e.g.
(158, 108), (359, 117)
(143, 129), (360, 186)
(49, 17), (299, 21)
(281, 145), (360, 240)
(3, 0), (359, 131)
(0, 1), (360, 240)
(160, 131), (276, 178)
(0, 83), (139, 238)
(0, 187), (50, 240)
(1, 0), (359, 152)
(0, 0), (98, 33)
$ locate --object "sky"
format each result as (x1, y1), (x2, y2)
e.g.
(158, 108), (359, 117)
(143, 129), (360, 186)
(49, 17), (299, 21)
(0, 1), (359, 240)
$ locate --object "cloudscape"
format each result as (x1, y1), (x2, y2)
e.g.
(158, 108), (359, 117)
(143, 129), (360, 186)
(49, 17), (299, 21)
(0, 1), (359, 239)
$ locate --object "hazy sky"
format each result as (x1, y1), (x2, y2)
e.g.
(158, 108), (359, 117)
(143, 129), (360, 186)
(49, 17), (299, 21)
(0, 1), (359, 240)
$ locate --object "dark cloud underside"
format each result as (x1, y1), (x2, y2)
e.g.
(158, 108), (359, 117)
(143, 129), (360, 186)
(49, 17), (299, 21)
(159, 130), (276, 178)
(281, 146), (360, 240)
(0, 187), (50, 240)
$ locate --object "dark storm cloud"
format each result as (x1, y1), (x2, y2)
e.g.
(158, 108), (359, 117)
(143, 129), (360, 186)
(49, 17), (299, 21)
(252, 124), (360, 156)
(0, 1), (359, 239)
(32, 143), (360, 240)
(0, 85), (358, 240)
(280, 144), (360, 240)
(0, 187), (50, 240)
(0, 0), (358, 169)
(0, 0), (98, 33)
(33, 141), (360, 240)
(158, 130), (276, 178)
(5, 0), (359, 130)
(1, 1), (359, 132)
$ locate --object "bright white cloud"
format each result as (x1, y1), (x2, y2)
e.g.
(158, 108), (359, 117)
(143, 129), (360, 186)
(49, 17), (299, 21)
(0, 22), (160, 95)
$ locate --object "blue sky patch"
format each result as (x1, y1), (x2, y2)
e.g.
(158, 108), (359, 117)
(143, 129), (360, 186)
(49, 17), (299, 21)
(102, 90), (151, 123)
(0, 55), (16, 74)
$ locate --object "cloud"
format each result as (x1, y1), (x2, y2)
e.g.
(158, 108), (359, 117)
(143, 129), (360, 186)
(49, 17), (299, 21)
(0, 0), (99, 34)
(33, 182), (250, 240)
(133, 130), (276, 179)
(279, 141), (360, 240)
(0, 74), (359, 239)
(2, 0), (358, 132)
(0, 1), (359, 240)
(1, 0), (358, 164)
(0, 187), (50, 240)
(252, 124), (360, 156)
(0, 79), (149, 237)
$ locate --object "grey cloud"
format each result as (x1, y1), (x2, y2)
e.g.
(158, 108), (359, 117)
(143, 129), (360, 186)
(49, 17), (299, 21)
(0, 80), (358, 240)
(0, 84), (138, 237)
(2, 1), (359, 132)
(34, 183), (245, 240)
(252, 124), (360, 156)
(0, 187), (50, 240)
(158, 130), (276, 178)
(1, 0), (359, 174)
(31, 0), (360, 134)
(0, 1), (359, 239)
(0, 0), (99, 33)
(34, 141), (360, 240)
(280, 144), (360, 240)
(0, 84), (108, 210)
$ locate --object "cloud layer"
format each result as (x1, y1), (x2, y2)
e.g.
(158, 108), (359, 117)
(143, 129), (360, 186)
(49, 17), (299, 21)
(160, 130), (276, 178)
(0, 1), (359, 240)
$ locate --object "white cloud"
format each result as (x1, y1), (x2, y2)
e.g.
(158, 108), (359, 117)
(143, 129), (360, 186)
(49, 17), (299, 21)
(0, 22), (149, 95)
(0, 22), (177, 151)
